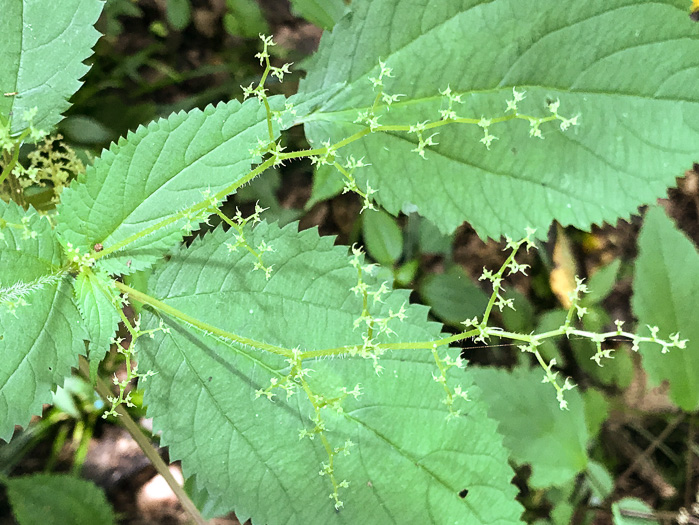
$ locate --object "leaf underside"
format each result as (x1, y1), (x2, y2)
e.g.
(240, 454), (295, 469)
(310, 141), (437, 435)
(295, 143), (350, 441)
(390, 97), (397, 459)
(0, 0), (103, 134)
(139, 221), (523, 524)
(0, 200), (85, 441)
(299, 0), (699, 238)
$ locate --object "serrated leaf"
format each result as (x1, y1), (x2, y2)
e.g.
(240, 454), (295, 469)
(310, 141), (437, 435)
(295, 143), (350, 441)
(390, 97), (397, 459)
(184, 475), (234, 520)
(0, 200), (86, 441)
(290, 0), (347, 30)
(5, 473), (116, 525)
(299, 0), (699, 238)
(0, 0), (103, 134)
(469, 366), (588, 488)
(139, 221), (523, 524)
(73, 268), (120, 381)
(57, 97), (289, 276)
(632, 206), (699, 411)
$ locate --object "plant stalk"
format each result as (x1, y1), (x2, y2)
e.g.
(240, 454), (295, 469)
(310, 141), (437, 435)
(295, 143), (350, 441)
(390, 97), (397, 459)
(78, 357), (208, 525)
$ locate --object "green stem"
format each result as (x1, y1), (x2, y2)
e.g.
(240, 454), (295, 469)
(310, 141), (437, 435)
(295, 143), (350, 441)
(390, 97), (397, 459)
(262, 95), (275, 142)
(299, 329), (480, 359)
(114, 282), (293, 358)
(115, 280), (484, 361)
(91, 100), (559, 264)
(94, 156), (277, 261)
(481, 248), (518, 326)
(0, 129), (30, 187)
(78, 357), (208, 525)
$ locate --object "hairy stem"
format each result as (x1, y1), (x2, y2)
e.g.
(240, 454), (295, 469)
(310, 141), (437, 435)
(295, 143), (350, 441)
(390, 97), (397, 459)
(78, 357), (208, 525)
(91, 101), (562, 264)
(115, 282), (293, 357)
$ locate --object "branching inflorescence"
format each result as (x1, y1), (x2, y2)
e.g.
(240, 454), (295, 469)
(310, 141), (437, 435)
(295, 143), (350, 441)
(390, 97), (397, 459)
(2, 34), (688, 515)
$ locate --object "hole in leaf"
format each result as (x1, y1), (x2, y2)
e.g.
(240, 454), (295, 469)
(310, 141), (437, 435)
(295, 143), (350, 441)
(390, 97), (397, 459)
(458, 489), (469, 499)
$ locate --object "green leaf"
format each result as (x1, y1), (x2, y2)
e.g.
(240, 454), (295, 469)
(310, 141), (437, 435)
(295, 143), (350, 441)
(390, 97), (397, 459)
(582, 388), (609, 441)
(57, 97), (289, 276)
(299, 0), (699, 238)
(500, 287), (535, 335)
(166, 0), (191, 30)
(362, 208), (403, 265)
(59, 115), (117, 146)
(184, 475), (234, 520)
(0, 0), (104, 134)
(139, 221), (523, 524)
(632, 206), (699, 411)
(0, 200), (86, 441)
(550, 503), (575, 525)
(52, 376), (97, 418)
(418, 216), (453, 255)
(582, 259), (621, 306)
(4, 473), (115, 525)
(306, 163), (344, 209)
(224, 0), (269, 38)
(290, 0), (347, 30)
(545, 481), (577, 525)
(419, 266), (489, 327)
(612, 498), (659, 525)
(469, 366), (588, 488)
(586, 460), (614, 501)
(73, 268), (120, 381)
(394, 258), (418, 286)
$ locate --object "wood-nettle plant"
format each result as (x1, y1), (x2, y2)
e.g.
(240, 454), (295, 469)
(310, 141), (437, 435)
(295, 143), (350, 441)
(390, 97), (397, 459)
(1, 1), (698, 523)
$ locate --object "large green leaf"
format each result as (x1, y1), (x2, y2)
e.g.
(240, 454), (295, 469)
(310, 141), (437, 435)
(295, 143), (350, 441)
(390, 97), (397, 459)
(57, 97), (289, 276)
(73, 268), (120, 380)
(469, 366), (588, 488)
(139, 221), (523, 524)
(299, 0), (699, 238)
(4, 473), (116, 525)
(0, 201), (85, 441)
(0, 0), (103, 134)
(632, 206), (699, 411)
